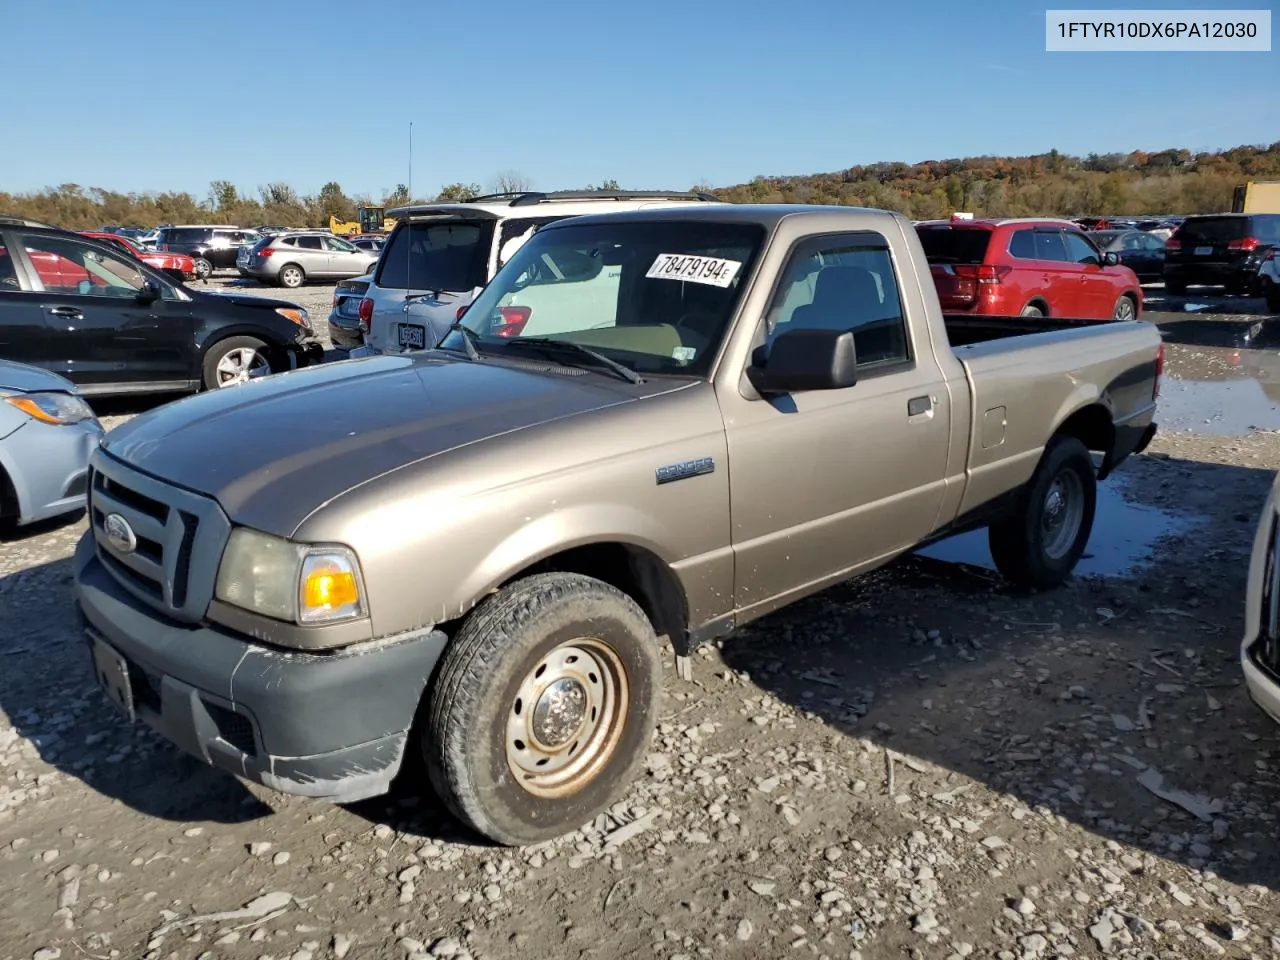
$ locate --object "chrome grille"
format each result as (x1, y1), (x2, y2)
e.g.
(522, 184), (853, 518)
(89, 451), (232, 623)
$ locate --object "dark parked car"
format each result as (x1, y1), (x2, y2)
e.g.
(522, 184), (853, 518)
(1256, 248), (1280, 313)
(155, 225), (262, 280)
(1163, 213), (1280, 295)
(1088, 229), (1167, 283)
(327, 276), (371, 349)
(0, 226), (324, 395)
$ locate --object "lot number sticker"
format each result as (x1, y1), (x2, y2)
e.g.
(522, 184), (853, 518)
(646, 253), (742, 288)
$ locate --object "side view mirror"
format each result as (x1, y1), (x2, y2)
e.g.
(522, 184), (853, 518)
(136, 279), (162, 304)
(746, 327), (858, 396)
(1102, 251), (1120, 266)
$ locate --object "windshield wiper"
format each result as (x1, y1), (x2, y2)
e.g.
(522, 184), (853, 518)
(445, 321), (481, 361)
(504, 337), (643, 385)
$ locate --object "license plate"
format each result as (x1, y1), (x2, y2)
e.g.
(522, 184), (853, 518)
(90, 634), (136, 722)
(398, 323), (426, 350)
(1195, 245), (1213, 256)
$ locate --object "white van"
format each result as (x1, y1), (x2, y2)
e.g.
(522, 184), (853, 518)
(349, 191), (722, 357)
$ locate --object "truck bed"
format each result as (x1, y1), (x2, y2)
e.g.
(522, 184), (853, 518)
(942, 313), (1120, 348)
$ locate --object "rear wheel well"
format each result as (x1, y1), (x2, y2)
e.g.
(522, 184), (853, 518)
(1055, 404), (1114, 473)
(495, 543), (689, 653)
(1025, 298), (1049, 316)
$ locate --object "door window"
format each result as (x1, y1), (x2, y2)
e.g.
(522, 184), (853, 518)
(1033, 231), (1068, 262)
(21, 234), (147, 297)
(296, 236), (325, 250)
(1063, 231), (1101, 265)
(1008, 229), (1037, 260)
(0, 244), (18, 288)
(324, 237), (358, 252)
(765, 235), (910, 368)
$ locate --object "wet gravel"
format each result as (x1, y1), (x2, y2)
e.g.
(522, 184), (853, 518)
(1, 282), (1278, 960)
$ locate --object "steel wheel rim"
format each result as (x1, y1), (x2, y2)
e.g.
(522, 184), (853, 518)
(1041, 469), (1084, 560)
(282, 267), (302, 286)
(215, 347), (270, 386)
(1115, 298), (1135, 320)
(506, 638), (628, 798)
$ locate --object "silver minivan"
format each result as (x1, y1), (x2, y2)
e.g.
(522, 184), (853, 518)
(239, 232), (379, 288)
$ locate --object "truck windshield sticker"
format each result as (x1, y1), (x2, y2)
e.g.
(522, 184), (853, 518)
(645, 253), (742, 288)
(671, 346), (696, 362)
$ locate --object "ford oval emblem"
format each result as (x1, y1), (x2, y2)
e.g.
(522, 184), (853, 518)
(103, 513), (137, 554)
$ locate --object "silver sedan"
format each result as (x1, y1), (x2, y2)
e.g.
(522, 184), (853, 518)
(0, 360), (103, 530)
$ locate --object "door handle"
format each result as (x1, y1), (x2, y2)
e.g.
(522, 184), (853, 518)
(908, 395), (932, 416)
(47, 306), (83, 320)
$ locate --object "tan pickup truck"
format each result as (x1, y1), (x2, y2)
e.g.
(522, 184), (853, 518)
(74, 204), (1162, 845)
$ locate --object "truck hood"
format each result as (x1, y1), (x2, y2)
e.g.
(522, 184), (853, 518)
(101, 353), (667, 537)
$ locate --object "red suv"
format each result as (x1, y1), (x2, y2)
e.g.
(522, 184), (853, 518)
(915, 217), (1143, 321)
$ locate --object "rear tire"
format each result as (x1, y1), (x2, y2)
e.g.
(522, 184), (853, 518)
(278, 264), (305, 288)
(1164, 279), (1187, 296)
(193, 257), (212, 281)
(425, 572), (662, 846)
(1020, 303), (1045, 318)
(988, 434), (1097, 590)
(1266, 286), (1280, 314)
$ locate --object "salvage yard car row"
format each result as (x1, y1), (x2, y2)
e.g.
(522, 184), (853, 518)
(1, 198), (1278, 854)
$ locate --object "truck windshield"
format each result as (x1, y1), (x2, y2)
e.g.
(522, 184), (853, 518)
(443, 221), (765, 377)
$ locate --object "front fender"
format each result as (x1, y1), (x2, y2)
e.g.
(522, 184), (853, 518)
(450, 503), (681, 619)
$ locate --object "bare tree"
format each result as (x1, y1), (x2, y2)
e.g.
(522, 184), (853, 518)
(490, 171), (533, 194)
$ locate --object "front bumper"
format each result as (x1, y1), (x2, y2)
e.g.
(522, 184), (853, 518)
(2, 416), (102, 525)
(1243, 641), (1280, 725)
(73, 533), (447, 802)
(290, 337), (326, 368)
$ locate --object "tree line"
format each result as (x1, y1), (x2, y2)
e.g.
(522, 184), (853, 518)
(2, 144), (1276, 230)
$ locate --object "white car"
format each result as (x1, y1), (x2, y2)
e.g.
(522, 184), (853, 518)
(1244, 471), (1280, 726)
(349, 190), (723, 357)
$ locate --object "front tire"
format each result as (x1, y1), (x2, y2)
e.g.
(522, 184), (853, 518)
(202, 336), (273, 390)
(1112, 294), (1137, 321)
(1165, 278), (1187, 296)
(425, 572), (663, 846)
(988, 434), (1097, 589)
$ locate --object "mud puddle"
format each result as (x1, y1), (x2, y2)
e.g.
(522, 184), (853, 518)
(917, 474), (1201, 578)
(1157, 343), (1280, 435)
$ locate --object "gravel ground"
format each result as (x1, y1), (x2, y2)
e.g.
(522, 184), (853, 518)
(2, 279), (1279, 960)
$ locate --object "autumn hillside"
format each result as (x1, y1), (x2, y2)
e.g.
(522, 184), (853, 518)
(2, 144), (1278, 230)
(712, 144), (1280, 219)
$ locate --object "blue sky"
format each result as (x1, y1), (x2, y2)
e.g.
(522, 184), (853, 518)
(5, 0), (1276, 199)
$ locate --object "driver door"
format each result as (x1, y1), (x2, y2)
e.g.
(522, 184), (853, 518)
(16, 233), (193, 389)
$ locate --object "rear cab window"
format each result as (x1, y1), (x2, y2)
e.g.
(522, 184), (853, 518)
(377, 219), (495, 292)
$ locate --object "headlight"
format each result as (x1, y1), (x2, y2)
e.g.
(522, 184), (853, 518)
(214, 528), (366, 625)
(4, 391), (97, 426)
(275, 307), (311, 329)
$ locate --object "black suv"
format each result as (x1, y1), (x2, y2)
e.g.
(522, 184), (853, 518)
(0, 225), (324, 395)
(155, 225), (261, 280)
(1163, 213), (1280, 295)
